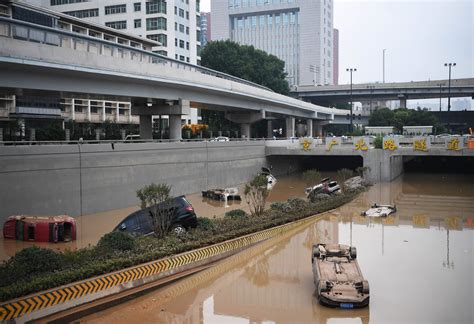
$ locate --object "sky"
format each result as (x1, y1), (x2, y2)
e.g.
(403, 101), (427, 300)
(202, 0), (473, 107)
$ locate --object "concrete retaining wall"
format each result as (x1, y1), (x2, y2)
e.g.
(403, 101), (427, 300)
(0, 141), (271, 223)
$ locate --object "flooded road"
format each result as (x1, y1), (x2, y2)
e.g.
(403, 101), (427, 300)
(0, 173), (318, 260)
(77, 173), (474, 324)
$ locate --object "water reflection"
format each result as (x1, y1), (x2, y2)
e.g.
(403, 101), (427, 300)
(77, 172), (473, 323)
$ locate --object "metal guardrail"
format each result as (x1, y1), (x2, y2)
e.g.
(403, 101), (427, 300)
(0, 17), (273, 92)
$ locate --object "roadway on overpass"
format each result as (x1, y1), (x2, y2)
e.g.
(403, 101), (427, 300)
(294, 78), (474, 106)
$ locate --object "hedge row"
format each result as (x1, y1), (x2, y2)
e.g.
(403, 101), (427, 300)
(0, 188), (365, 301)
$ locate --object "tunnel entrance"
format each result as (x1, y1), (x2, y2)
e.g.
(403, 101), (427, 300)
(404, 156), (474, 174)
(300, 155), (363, 172)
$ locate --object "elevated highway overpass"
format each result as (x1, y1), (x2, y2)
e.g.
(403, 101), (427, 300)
(0, 7), (352, 140)
(293, 78), (474, 107)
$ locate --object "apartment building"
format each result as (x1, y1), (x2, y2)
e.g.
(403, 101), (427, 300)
(211, 0), (335, 86)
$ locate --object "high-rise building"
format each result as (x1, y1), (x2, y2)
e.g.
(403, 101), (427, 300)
(23, 0), (202, 65)
(200, 11), (211, 46)
(211, 0), (334, 86)
(20, 0), (202, 125)
(333, 28), (339, 85)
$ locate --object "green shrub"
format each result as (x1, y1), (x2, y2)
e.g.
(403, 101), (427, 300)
(270, 201), (291, 212)
(0, 247), (65, 287)
(97, 232), (136, 251)
(196, 217), (216, 230)
(287, 198), (308, 212)
(225, 209), (247, 219)
(374, 135), (383, 149)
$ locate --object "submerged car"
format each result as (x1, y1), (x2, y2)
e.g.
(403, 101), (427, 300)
(202, 187), (241, 201)
(113, 196), (197, 236)
(362, 204), (396, 217)
(312, 243), (370, 308)
(3, 215), (76, 242)
(260, 167), (277, 190)
(305, 178), (341, 196)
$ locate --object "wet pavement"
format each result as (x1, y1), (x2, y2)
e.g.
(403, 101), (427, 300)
(76, 173), (474, 324)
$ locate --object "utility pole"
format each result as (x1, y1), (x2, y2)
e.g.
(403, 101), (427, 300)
(346, 68), (357, 133)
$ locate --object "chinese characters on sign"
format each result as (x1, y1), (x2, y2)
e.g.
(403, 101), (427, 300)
(413, 137), (430, 152)
(446, 137), (463, 151)
(300, 138), (313, 151)
(325, 137), (341, 151)
(383, 136), (399, 151)
(354, 137), (369, 151)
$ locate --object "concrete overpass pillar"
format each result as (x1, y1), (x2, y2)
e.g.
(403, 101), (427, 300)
(224, 111), (264, 139)
(306, 119), (313, 137)
(314, 121), (324, 137)
(169, 115), (182, 141)
(241, 123), (251, 139)
(133, 99), (190, 141)
(139, 115), (153, 139)
(400, 98), (407, 108)
(267, 120), (273, 138)
(286, 116), (295, 138)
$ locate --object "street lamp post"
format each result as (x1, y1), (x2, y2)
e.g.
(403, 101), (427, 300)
(346, 68), (357, 133)
(437, 83), (443, 112)
(383, 49), (387, 83)
(444, 63), (456, 112)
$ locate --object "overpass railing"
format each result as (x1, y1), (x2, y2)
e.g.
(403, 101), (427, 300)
(0, 17), (272, 92)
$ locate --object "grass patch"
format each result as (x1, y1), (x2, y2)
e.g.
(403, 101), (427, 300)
(0, 187), (366, 302)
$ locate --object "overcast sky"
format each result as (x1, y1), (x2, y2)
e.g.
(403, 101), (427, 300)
(202, 0), (473, 85)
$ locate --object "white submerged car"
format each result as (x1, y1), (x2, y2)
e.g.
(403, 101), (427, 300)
(361, 204), (396, 217)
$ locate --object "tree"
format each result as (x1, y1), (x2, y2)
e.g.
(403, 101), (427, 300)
(201, 40), (290, 95)
(368, 107), (445, 134)
(244, 174), (270, 217)
(337, 168), (353, 192)
(302, 169), (322, 187)
(136, 183), (176, 238)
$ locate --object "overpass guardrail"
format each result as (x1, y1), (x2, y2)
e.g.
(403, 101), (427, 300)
(0, 17), (272, 92)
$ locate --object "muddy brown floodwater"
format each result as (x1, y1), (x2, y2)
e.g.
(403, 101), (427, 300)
(0, 173), (324, 260)
(76, 172), (474, 324)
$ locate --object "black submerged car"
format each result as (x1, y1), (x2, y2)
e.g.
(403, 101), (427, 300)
(113, 196), (197, 236)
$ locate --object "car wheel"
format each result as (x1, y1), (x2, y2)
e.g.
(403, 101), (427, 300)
(313, 245), (321, 259)
(362, 280), (370, 294)
(318, 280), (329, 293)
(172, 224), (186, 235)
(350, 246), (357, 259)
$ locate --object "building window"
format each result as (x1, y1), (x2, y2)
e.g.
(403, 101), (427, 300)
(179, 55), (185, 61)
(186, 41), (189, 49)
(105, 20), (127, 29)
(147, 33), (167, 46)
(155, 50), (167, 56)
(105, 4), (127, 15)
(134, 2), (141, 11)
(175, 22), (178, 30)
(179, 39), (184, 48)
(174, 6), (177, 14)
(186, 11), (189, 19)
(51, 0), (88, 5)
(146, 17), (167, 30)
(175, 38), (178, 46)
(134, 19), (141, 28)
(259, 15), (265, 26)
(64, 8), (99, 19)
(275, 14), (280, 25)
(186, 26), (189, 34)
(186, 57), (190, 62)
(267, 14), (272, 25)
(179, 8), (184, 17)
(146, 0), (167, 14)
(179, 24), (185, 32)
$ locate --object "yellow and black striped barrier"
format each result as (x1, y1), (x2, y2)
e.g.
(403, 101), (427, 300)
(0, 213), (321, 322)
